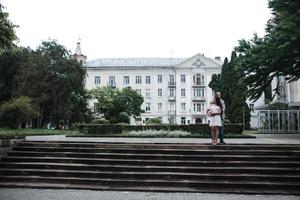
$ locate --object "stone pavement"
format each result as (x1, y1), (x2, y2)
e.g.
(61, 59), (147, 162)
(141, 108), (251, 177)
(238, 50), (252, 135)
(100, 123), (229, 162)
(0, 188), (299, 200)
(25, 134), (300, 144)
(0, 134), (299, 200)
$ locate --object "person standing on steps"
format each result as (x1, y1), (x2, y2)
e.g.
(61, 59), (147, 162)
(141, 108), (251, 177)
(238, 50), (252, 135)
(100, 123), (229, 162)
(216, 92), (226, 144)
(207, 97), (222, 145)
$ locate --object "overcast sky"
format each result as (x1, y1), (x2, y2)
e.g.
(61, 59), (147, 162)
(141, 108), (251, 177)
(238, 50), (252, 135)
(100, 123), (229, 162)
(2, 0), (271, 60)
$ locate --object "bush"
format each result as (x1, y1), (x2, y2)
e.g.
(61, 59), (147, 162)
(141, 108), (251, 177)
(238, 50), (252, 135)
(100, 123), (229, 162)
(109, 112), (130, 124)
(78, 123), (244, 135)
(224, 124), (243, 134)
(84, 124), (123, 135)
(116, 122), (129, 126)
(146, 118), (162, 125)
(90, 119), (109, 124)
(128, 130), (191, 137)
(0, 96), (38, 129)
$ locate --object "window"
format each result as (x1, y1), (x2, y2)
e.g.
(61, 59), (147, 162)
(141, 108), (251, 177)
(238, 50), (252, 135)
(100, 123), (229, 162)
(180, 74), (186, 83)
(136, 89), (141, 95)
(193, 74), (204, 85)
(194, 88), (205, 97)
(193, 103), (205, 112)
(169, 102), (175, 111)
(169, 88), (175, 97)
(108, 76), (115, 87)
(250, 103), (254, 112)
(123, 76), (129, 85)
(136, 76), (142, 84)
(158, 75), (162, 83)
(181, 103), (186, 111)
(181, 88), (185, 97)
(158, 103), (162, 111)
(146, 102), (151, 112)
(95, 76), (101, 85)
(146, 76), (151, 84)
(158, 88), (162, 97)
(146, 89), (151, 98)
(169, 74), (175, 85)
(181, 117), (186, 125)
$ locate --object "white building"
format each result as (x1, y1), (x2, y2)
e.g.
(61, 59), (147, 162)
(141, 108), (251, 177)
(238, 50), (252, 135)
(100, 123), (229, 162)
(248, 76), (300, 130)
(77, 43), (222, 125)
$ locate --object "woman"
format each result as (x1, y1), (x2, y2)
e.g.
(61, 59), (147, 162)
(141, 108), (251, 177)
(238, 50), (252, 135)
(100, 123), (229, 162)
(207, 97), (222, 145)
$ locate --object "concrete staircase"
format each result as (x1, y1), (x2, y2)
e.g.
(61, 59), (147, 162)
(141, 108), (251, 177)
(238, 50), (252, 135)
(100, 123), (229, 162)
(0, 141), (299, 194)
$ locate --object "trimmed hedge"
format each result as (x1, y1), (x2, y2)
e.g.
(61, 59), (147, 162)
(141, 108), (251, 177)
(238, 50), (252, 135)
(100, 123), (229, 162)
(78, 124), (243, 135)
(77, 124), (123, 135)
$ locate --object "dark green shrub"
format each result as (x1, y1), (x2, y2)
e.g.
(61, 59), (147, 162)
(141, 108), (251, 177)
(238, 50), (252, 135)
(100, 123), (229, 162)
(85, 124), (123, 135)
(90, 119), (109, 124)
(109, 112), (130, 124)
(224, 124), (243, 133)
(146, 118), (162, 125)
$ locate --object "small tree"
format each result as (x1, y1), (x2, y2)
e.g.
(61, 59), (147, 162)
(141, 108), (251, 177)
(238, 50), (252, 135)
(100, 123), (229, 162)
(91, 87), (144, 123)
(0, 96), (38, 129)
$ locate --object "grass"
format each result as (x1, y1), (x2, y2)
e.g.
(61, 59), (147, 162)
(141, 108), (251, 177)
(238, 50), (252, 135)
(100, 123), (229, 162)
(0, 128), (80, 138)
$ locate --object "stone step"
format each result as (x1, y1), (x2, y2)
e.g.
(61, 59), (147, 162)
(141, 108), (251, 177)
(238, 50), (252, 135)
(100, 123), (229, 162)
(7, 151), (300, 161)
(12, 146), (300, 156)
(3, 156), (300, 167)
(1, 182), (300, 195)
(19, 141), (300, 150)
(0, 162), (298, 174)
(1, 175), (299, 191)
(1, 168), (299, 182)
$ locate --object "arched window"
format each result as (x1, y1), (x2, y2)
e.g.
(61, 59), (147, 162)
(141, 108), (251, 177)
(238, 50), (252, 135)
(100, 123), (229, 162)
(193, 74), (205, 85)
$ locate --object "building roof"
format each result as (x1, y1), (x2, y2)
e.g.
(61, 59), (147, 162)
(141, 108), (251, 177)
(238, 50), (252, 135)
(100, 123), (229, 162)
(85, 58), (186, 68)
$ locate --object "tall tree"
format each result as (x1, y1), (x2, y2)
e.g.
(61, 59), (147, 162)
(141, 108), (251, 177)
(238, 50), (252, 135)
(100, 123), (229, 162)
(209, 52), (251, 128)
(235, 0), (300, 100)
(14, 40), (89, 128)
(0, 3), (17, 52)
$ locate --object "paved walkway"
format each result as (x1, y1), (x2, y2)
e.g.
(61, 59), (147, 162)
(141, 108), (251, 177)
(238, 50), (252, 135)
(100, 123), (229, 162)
(0, 188), (299, 200)
(25, 134), (300, 144)
(1, 134), (299, 200)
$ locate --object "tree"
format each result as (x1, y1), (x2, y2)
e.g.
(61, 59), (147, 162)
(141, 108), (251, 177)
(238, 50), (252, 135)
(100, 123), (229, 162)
(209, 52), (251, 128)
(13, 40), (89, 128)
(0, 3), (17, 52)
(0, 96), (38, 129)
(0, 48), (31, 102)
(235, 0), (300, 100)
(208, 74), (221, 93)
(91, 87), (144, 123)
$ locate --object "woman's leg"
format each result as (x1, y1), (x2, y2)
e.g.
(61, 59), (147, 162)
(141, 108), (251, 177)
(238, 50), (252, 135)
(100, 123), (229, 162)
(215, 126), (220, 144)
(210, 127), (214, 144)
(212, 127), (217, 144)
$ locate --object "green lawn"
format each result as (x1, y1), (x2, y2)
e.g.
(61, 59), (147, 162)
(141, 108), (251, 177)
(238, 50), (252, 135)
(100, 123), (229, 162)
(0, 128), (80, 138)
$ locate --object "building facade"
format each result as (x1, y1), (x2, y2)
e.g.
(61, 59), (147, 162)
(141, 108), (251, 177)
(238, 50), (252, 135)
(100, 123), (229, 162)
(248, 76), (300, 131)
(82, 51), (222, 125)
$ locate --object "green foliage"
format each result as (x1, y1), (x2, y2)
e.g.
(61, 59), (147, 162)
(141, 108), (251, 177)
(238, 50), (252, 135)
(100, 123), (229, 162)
(235, 0), (300, 100)
(266, 102), (289, 110)
(0, 3), (17, 52)
(0, 96), (38, 129)
(209, 52), (251, 128)
(146, 118), (162, 125)
(208, 74), (221, 93)
(91, 87), (143, 123)
(79, 124), (243, 135)
(128, 130), (191, 137)
(0, 40), (90, 128)
(90, 119), (109, 124)
(84, 124), (123, 135)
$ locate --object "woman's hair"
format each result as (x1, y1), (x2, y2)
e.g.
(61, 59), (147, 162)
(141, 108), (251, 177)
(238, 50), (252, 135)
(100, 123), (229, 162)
(215, 96), (223, 115)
